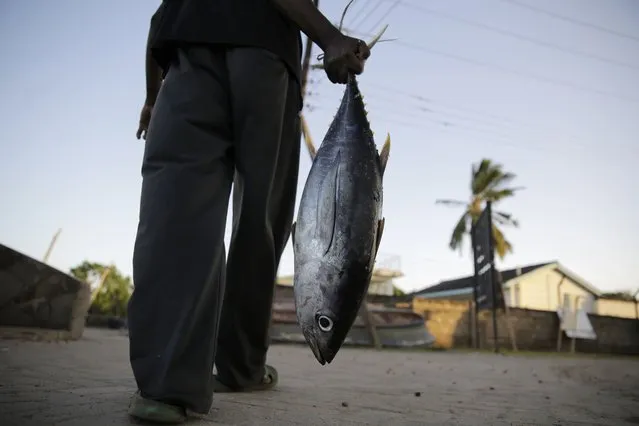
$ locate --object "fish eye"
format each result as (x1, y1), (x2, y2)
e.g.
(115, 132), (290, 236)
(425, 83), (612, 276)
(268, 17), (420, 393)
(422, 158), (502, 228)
(317, 315), (333, 332)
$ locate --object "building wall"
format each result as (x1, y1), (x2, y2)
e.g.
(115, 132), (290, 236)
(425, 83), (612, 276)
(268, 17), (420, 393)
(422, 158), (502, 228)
(416, 266), (635, 320)
(411, 298), (639, 355)
(596, 299), (638, 319)
(368, 278), (394, 296)
(505, 267), (594, 312)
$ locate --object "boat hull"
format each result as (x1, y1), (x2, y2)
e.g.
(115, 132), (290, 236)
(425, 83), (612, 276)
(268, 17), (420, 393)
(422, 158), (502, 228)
(270, 303), (435, 348)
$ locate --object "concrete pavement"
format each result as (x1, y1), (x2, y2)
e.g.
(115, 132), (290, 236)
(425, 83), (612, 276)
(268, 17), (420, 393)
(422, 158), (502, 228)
(1, 328), (638, 425)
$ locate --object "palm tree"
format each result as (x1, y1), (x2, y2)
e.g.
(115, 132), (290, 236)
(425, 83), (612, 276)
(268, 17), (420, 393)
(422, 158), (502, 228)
(436, 159), (523, 260)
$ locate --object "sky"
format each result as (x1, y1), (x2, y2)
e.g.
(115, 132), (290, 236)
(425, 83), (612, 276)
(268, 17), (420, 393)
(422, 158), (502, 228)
(1, 0), (638, 294)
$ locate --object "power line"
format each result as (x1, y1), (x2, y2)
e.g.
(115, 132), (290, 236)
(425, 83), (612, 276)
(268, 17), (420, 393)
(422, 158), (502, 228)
(347, 28), (639, 104)
(310, 3), (639, 138)
(349, 0), (385, 31)
(364, 0), (402, 35)
(309, 98), (554, 155)
(361, 82), (602, 145)
(398, 1), (639, 71)
(342, 0), (368, 28)
(499, 0), (639, 42)
(366, 93), (567, 142)
(310, 87), (632, 154)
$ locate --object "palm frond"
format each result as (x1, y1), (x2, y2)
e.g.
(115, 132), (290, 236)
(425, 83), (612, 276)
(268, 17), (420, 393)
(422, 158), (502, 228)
(493, 211), (519, 227)
(472, 159), (511, 194)
(483, 187), (524, 202)
(475, 169), (503, 195)
(492, 224), (513, 260)
(470, 163), (478, 193)
(484, 172), (517, 192)
(475, 159), (492, 177)
(435, 199), (467, 208)
(449, 212), (469, 254)
(440, 158), (521, 261)
(471, 159), (494, 194)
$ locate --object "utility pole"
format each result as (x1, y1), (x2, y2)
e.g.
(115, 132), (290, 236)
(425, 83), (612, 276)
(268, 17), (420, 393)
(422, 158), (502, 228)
(300, 0), (319, 100)
(299, 0), (320, 161)
(496, 269), (518, 352)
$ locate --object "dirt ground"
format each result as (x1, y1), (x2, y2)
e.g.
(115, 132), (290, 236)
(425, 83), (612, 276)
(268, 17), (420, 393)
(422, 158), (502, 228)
(0, 328), (638, 426)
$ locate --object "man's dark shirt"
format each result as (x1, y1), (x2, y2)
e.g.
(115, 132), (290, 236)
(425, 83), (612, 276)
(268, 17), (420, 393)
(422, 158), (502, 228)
(149, 0), (303, 91)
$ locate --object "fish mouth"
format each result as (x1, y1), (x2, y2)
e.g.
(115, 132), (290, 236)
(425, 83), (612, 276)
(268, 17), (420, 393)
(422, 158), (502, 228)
(302, 329), (334, 366)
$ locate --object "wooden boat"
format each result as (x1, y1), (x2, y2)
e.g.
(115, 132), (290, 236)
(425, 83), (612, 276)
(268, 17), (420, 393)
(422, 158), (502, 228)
(270, 302), (435, 348)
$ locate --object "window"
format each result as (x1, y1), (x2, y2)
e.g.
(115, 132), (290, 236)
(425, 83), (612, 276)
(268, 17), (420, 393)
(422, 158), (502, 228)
(513, 283), (521, 307)
(503, 288), (511, 307)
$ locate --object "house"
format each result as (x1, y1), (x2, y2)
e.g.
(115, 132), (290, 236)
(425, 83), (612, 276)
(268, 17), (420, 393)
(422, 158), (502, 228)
(413, 261), (638, 320)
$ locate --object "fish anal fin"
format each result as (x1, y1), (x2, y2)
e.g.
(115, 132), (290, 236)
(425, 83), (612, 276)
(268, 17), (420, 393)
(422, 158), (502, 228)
(315, 153), (341, 255)
(379, 133), (391, 177)
(375, 218), (385, 255)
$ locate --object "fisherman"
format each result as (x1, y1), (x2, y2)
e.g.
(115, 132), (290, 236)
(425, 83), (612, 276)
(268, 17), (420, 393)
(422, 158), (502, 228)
(127, 0), (371, 423)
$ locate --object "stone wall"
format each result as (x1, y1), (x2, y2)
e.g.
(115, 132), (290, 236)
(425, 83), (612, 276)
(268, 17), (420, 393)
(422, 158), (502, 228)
(413, 297), (639, 355)
(573, 313), (638, 354)
(0, 244), (91, 340)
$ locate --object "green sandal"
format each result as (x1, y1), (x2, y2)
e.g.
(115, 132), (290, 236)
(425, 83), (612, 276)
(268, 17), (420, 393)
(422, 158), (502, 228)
(128, 392), (187, 424)
(213, 364), (278, 393)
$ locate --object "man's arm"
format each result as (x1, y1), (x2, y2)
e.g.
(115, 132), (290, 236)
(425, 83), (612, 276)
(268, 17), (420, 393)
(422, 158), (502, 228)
(271, 0), (342, 51)
(144, 10), (163, 106)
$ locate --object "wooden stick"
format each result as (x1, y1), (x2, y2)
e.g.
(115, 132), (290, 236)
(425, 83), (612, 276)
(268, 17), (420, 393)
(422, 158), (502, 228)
(570, 295), (580, 353)
(496, 270), (518, 351)
(43, 228), (62, 263)
(362, 302), (382, 350)
(502, 302), (518, 352)
(470, 300), (477, 349)
(555, 276), (566, 352)
(300, 113), (316, 161)
(90, 265), (112, 304)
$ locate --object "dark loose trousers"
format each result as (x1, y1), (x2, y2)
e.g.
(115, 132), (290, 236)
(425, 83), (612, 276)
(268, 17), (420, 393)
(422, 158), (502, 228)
(127, 45), (301, 414)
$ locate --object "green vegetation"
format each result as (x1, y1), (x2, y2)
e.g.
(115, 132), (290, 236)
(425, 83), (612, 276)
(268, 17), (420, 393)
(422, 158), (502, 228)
(70, 261), (132, 317)
(392, 286), (405, 296)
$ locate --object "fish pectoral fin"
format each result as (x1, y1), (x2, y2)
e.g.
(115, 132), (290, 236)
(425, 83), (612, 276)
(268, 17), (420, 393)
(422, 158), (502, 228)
(315, 154), (341, 255)
(375, 218), (385, 255)
(378, 133), (391, 177)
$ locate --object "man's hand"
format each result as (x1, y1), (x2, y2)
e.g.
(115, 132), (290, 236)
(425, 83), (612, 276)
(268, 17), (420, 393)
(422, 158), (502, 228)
(270, 0), (371, 83)
(136, 103), (153, 140)
(322, 34), (371, 84)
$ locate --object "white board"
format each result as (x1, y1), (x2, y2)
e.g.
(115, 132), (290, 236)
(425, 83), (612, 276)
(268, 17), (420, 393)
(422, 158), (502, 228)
(557, 307), (597, 340)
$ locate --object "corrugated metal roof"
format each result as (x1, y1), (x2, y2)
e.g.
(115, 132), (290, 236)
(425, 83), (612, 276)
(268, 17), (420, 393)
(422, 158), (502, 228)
(412, 261), (555, 296)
